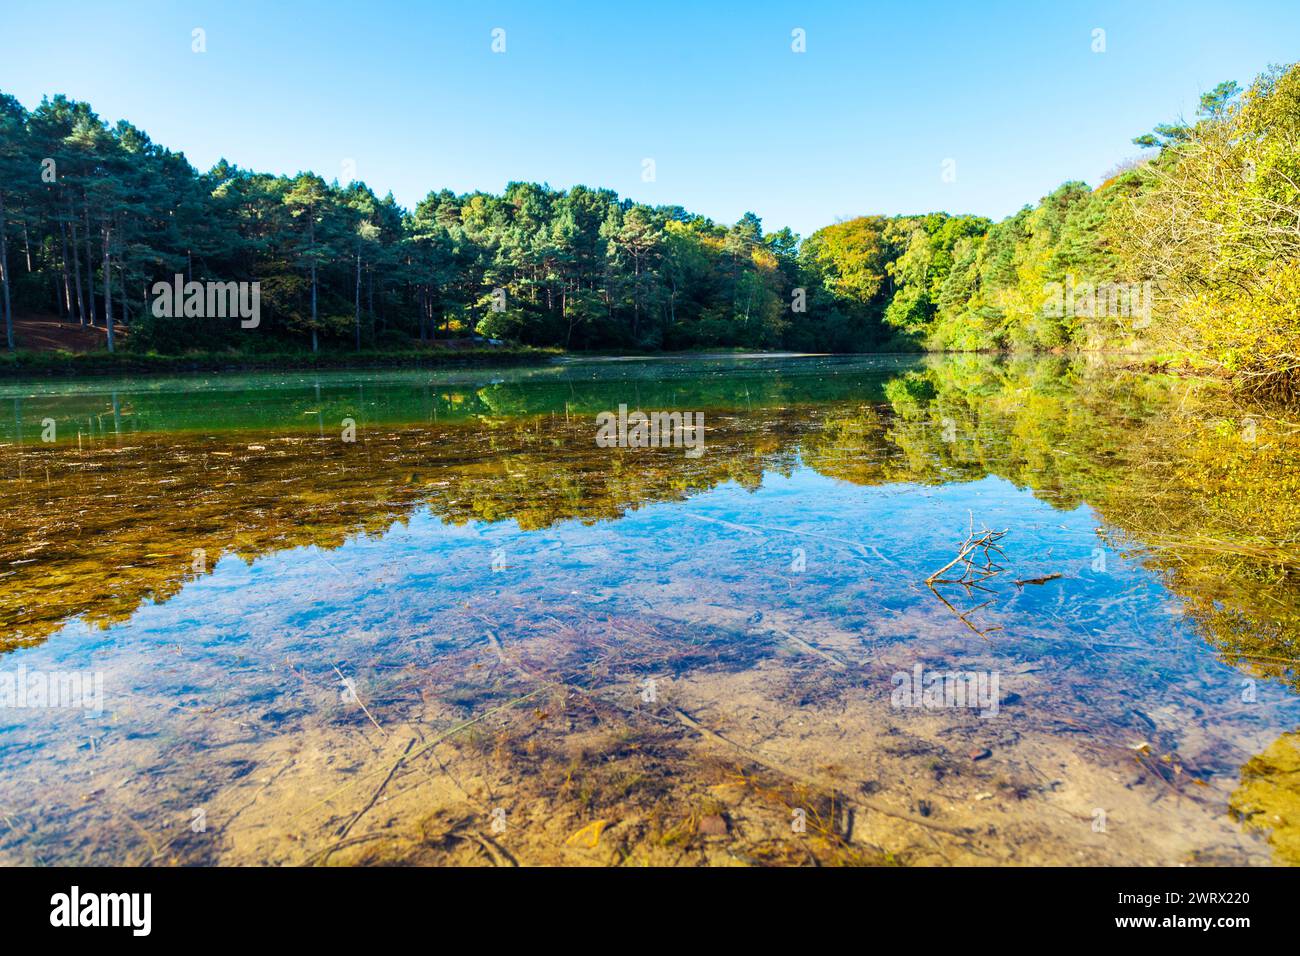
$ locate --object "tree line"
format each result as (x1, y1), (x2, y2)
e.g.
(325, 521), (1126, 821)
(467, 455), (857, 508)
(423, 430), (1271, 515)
(0, 93), (821, 354)
(1, 63), (1297, 399)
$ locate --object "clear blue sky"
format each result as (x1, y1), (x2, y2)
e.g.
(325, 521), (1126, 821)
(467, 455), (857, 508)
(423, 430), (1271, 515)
(2, 0), (1296, 237)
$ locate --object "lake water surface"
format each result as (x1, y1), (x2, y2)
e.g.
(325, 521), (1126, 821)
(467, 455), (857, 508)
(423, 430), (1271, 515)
(1, 354), (1298, 865)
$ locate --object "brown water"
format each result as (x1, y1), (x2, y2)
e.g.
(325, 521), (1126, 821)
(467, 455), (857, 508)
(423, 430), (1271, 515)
(1, 353), (1297, 865)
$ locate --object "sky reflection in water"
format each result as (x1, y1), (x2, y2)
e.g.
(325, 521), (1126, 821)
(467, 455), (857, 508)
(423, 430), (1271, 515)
(1, 355), (1297, 866)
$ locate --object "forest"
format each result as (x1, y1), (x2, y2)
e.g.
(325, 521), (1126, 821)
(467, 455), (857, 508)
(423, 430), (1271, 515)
(0, 62), (1297, 398)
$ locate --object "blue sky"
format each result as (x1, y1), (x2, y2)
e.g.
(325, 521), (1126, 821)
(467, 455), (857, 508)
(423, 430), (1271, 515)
(1, 0), (1296, 236)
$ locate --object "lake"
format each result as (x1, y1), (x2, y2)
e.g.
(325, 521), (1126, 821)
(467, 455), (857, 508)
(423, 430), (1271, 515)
(1, 353), (1297, 865)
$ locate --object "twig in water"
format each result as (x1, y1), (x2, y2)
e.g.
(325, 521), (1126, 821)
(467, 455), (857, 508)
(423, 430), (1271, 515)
(925, 518), (1009, 591)
(333, 664), (388, 738)
(1013, 573), (1063, 588)
(924, 516), (1009, 639)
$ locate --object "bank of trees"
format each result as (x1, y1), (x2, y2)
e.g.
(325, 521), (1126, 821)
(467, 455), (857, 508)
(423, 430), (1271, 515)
(803, 63), (1300, 401)
(1, 63), (1298, 399)
(1117, 68), (1300, 401)
(0, 93), (814, 354)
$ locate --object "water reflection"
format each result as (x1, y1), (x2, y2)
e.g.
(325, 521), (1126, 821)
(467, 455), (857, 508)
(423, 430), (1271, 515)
(0, 355), (1296, 865)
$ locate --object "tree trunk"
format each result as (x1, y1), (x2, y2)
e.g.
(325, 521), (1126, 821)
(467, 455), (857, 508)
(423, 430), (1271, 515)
(119, 262), (128, 329)
(354, 247), (362, 351)
(69, 216), (86, 326)
(102, 224), (114, 353)
(632, 255), (641, 342)
(59, 220), (73, 320)
(0, 191), (13, 351)
(83, 203), (97, 327)
(668, 277), (677, 345)
(308, 219), (318, 353)
(310, 259), (318, 353)
(428, 282), (437, 340)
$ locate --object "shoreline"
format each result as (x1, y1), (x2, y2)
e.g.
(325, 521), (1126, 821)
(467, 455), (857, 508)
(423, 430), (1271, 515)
(0, 347), (561, 378)
(0, 343), (1215, 388)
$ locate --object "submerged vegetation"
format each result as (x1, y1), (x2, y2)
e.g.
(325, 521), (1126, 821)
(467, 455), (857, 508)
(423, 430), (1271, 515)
(2, 355), (1298, 865)
(1, 63), (1299, 397)
(3, 356), (1297, 684)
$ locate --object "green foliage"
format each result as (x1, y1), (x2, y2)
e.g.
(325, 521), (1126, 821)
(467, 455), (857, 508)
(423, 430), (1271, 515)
(1, 64), (1296, 391)
(1119, 64), (1300, 400)
(0, 92), (816, 354)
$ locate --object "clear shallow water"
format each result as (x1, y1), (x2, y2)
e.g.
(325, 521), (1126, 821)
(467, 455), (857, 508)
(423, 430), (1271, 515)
(1, 354), (1298, 865)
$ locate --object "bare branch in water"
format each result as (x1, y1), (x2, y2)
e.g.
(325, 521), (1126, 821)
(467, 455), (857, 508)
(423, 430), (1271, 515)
(925, 518), (1011, 639)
